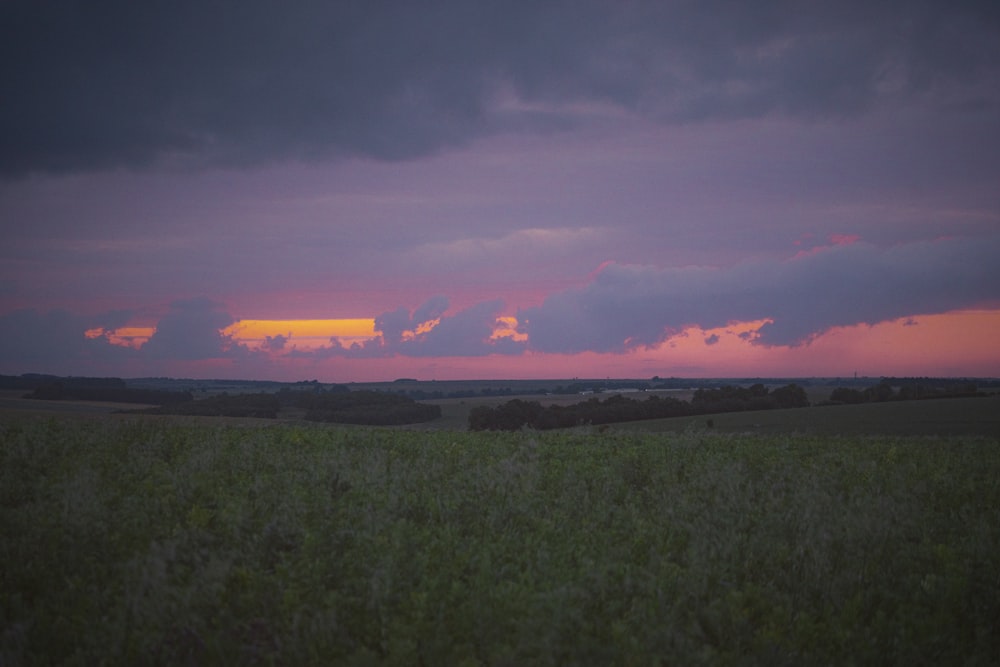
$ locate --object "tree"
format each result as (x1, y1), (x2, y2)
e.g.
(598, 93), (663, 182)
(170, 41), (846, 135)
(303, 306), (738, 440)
(771, 384), (809, 409)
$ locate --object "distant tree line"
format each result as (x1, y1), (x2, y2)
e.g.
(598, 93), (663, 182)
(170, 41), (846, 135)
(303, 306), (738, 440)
(391, 379), (715, 401)
(550, 380), (652, 394)
(691, 383), (809, 412)
(284, 389), (441, 425)
(824, 379), (986, 405)
(139, 389), (441, 425)
(392, 386), (519, 401)
(469, 384), (809, 431)
(2, 374), (129, 390)
(392, 377), (819, 401)
(27, 384), (195, 405)
(4, 374), (194, 405)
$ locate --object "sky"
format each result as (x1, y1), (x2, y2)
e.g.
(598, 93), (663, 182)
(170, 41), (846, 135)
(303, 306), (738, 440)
(1, 0), (999, 382)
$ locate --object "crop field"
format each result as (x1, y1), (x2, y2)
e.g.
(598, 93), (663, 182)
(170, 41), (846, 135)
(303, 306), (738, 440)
(419, 392), (1000, 436)
(612, 395), (1000, 438)
(3, 414), (999, 665)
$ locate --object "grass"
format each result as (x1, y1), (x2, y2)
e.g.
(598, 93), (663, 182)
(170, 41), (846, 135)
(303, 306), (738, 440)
(2, 415), (999, 664)
(612, 395), (1000, 437)
(414, 392), (1000, 435)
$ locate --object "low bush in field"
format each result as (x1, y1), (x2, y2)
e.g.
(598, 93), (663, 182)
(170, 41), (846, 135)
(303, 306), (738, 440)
(2, 416), (998, 664)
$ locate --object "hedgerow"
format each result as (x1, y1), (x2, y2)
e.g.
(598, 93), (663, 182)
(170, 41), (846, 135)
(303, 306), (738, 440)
(139, 389), (441, 425)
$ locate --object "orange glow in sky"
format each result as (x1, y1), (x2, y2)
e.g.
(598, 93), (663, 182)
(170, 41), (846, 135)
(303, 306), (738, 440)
(795, 309), (1000, 376)
(493, 315), (528, 342)
(78, 309), (999, 380)
(401, 318), (440, 341)
(84, 326), (155, 348)
(226, 319), (376, 349)
(643, 310), (1000, 378)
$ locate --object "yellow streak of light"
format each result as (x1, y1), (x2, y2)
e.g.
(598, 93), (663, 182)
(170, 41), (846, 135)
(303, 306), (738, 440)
(229, 319), (375, 339)
(226, 319), (377, 349)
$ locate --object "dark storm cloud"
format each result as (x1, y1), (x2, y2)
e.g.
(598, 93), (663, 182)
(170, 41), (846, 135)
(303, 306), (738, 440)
(263, 334), (289, 352)
(519, 234), (1000, 352)
(92, 309), (135, 332)
(300, 296), (524, 359)
(369, 297), (524, 357)
(139, 297), (245, 360)
(398, 299), (521, 357)
(0, 299), (260, 372)
(370, 294), (451, 348)
(0, 308), (131, 364)
(3, 0), (998, 177)
(411, 295), (451, 329)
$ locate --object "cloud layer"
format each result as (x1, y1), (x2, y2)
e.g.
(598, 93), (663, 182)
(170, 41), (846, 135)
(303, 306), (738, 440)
(3, 0), (998, 177)
(519, 235), (1000, 352)
(2, 3), (998, 381)
(1, 234), (996, 375)
(0, 298), (250, 371)
(296, 297), (524, 359)
(140, 298), (243, 360)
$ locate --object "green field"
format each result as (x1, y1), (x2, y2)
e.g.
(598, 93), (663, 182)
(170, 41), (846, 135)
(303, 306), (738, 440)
(419, 393), (1000, 436)
(611, 395), (1000, 438)
(3, 415), (999, 664)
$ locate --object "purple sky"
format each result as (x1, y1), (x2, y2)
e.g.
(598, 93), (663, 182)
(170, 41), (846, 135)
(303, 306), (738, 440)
(1, 1), (999, 381)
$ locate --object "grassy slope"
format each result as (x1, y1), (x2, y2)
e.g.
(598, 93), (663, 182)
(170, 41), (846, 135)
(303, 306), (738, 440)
(7, 385), (996, 436)
(420, 393), (1000, 436)
(2, 415), (999, 664)
(612, 395), (1000, 437)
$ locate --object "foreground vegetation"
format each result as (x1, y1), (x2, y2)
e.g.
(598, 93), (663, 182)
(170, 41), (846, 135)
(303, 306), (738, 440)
(2, 416), (999, 664)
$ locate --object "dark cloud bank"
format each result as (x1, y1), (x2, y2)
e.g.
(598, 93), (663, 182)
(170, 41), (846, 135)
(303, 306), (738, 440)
(322, 234), (1000, 358)
(4, 235), (993, 371)
(519, 235), (1000, 353)
(3, 0), (998, 177)
(297, 297), (522, 360)
(2, 2), (998, 372)
(0, 297), (251, 370)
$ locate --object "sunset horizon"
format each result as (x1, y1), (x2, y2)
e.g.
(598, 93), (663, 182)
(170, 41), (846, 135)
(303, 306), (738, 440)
(4, 306), (998, 384)
(3, 2), (998, 382)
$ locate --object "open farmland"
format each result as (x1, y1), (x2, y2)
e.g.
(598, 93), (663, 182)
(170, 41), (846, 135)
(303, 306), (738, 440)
(2, 414), (999, 664)
(417, 392), (1000, 436)
(610, 395), (1000, 438)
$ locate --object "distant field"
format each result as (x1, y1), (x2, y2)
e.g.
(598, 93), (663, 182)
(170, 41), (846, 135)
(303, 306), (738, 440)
(417, 392), (1000, 437)
(610, 395), (1000, 438)
(5, 385), (998, 437)
(409, 389), (695, 431)
(0, 389), (159, 415)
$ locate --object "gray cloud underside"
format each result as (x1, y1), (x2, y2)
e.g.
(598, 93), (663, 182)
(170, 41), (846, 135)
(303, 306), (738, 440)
(2, 234), (996, 367)
(519, 234), (1000, 352)
(3, 0), (998, 177)
(0, 297), (251, 366)
(140, 297), (243, 360)
(0, 308), (131, 364)
(295, 297), (524, 360)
